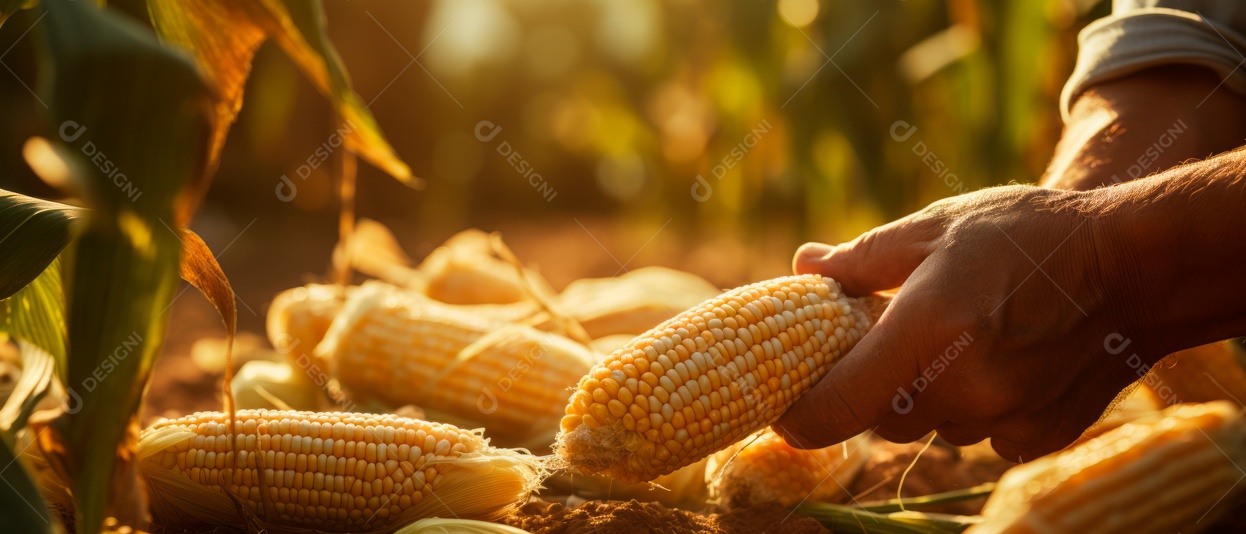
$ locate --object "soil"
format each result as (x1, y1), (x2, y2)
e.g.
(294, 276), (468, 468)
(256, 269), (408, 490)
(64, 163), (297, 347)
(503, 499), (828, 534)
(848, 439), (1014, 516)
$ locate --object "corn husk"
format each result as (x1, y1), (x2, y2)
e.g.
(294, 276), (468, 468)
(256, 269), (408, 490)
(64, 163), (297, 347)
(229, 360), (321, 411)
(547, 458), (710, 509)
(588, 334), (635, 357)
(393, 517), (531, 534)
(556, 267), (720, 338)
(418, 229), (555, 305)
(190, 331), (283, 374)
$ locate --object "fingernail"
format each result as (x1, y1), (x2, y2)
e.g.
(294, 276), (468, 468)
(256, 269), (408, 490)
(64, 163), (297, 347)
(797, 242), (833, 259)
(794, 242), (833, 274)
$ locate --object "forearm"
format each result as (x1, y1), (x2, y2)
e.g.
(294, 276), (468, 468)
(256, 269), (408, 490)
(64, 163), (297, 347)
(1088, 148), (1246, 357)
(1044, 65), (1246, 191)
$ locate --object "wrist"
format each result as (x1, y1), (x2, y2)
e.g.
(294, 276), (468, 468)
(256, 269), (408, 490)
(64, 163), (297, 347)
(1085, 185), (1182, 360)
(1087, 158), (1246, 359)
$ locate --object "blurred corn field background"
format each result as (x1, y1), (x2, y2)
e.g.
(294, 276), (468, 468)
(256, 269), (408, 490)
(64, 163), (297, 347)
(0, 0), (1106, 335)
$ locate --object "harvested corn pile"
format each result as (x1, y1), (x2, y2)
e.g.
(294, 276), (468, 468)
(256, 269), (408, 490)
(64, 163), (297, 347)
(147, 226), (1246, 534)
(137, 409), (544, 532)
(969, 401), (1246, 534)
(502, 498), (828, 534)
(708, 428), (870, 508)
(557, 274), (872, 482)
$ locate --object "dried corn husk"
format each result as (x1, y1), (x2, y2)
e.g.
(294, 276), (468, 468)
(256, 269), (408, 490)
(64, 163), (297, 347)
(230, 360), (321, 411)
(419, 229), (555, 305)
(556, 267), (720, 338)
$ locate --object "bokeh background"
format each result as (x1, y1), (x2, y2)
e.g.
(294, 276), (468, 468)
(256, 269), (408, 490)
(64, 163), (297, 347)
(0, 0), (1107, 368)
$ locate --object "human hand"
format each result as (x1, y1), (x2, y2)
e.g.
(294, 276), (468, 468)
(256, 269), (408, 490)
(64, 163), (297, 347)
(1042, 65), (1246, 191)
(771, 185), (1149, 461)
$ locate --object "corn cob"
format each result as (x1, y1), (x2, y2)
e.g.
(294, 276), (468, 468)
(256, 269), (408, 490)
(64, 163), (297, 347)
(267, 284), (351, 367)
(317, 282), (597, 442)
(970, 401), (1246, 534)
(556, 274), (872, 483)
(137, 409), (544, 532)
(707, 428), (869, 508)
(266, 282), (548, 363)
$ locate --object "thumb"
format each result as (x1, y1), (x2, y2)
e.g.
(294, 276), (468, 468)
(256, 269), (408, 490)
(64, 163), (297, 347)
(772, 290), (942, 449)
(793, 214), (943, 297)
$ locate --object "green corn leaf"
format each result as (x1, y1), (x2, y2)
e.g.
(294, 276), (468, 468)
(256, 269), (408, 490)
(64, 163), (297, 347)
(0, 255), (67, 373)
(0, 190), (81, 300)
(35, 0), (213, 532)
(0, 435), (53, 534)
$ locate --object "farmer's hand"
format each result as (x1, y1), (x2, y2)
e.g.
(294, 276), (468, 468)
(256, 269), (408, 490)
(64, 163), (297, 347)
(772, 185), (1152, 462)
(775, 143), (1246, 460)
(1042, 65), (1246, 191)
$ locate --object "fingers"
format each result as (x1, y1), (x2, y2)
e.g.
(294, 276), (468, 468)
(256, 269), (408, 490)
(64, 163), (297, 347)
(934, 422), (989, 447)
(793, 214), (943, 297)
(774, 290), (944, 449)
(873, 393), (949, 444)
(987, 412), (1086, 462)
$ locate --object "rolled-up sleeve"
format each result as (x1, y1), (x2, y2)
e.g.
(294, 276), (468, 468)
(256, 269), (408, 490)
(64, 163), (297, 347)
(1061, 0), (1246, 120)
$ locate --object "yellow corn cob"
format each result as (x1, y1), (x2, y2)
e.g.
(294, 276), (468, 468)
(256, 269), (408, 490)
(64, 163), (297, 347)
(707, 428), (869, 508)
(556, 274), (871, 483)
(267, 284), (351, 367)
(317, 282), (597, 442)
(970, 401), (1246, 534)
(137, 409), (544, 533)
(266, 282), (546, 365)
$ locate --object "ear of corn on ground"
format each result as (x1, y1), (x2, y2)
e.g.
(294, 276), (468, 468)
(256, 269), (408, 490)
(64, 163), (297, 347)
(707, 428), (870, 508)
(267, 284), (350, 368)
(137, 409), (544, 533)
(556, 274), (871, 483)
(315, 282), (597, 443)
(970, 401), (1246, 534)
